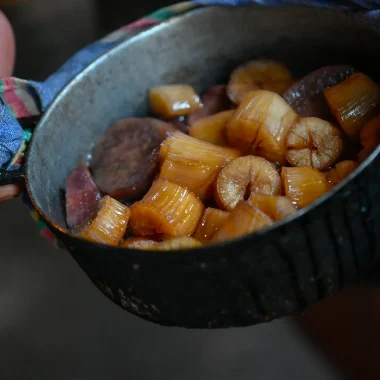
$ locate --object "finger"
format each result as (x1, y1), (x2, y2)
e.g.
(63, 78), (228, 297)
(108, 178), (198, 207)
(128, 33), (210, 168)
(0, 183), (24, 201)
(0, 10), (15, 77)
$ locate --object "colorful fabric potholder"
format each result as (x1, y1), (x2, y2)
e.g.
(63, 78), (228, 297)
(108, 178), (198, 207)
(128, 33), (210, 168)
(1, 0), (380, 247)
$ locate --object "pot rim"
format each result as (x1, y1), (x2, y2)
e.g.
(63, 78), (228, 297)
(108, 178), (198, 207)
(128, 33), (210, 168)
(25, 4), (380, 256)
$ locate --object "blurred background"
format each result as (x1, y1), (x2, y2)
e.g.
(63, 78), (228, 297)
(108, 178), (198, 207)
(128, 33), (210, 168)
(0, 0), (345, 379)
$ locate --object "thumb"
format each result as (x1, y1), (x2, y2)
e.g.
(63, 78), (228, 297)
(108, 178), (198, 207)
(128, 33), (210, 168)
(0, 10), (15, 77)
(0, 10), (20, 202)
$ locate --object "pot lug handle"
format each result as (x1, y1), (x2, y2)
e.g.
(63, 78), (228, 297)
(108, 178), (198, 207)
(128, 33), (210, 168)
(0, 167), (25, 186)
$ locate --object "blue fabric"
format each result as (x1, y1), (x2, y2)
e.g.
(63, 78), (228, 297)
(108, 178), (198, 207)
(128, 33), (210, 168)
(193, 0), (380, 9)
(2, 0), (380, 172)
(0, 99), (23, 169)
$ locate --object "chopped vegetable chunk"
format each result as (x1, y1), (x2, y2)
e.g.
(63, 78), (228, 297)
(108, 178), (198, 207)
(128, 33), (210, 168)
(77, 196), (130, 246)
(130, 179), (204, 238)
(227, 59), (294, 105)
(149, 85), (202, 118)
(324, 73), (380, 138)
(226, 90), (299, 164)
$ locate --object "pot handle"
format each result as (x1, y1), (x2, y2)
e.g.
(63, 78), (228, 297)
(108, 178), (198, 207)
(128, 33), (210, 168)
(0, 167), (24, 185)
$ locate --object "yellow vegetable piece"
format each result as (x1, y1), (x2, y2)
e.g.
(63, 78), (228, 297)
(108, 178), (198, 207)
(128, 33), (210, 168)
(193, 208), (230, 243)
(281, 167), (328, 209)
(149, 85), (202, 118)
(215, 155), (281, 211)
(285, 117), (344, 170)
(227, 59), (294, 105)
(358, 114), (380, 162)
(152, 236), (202, 251)
(324, 160), (358, 187)
(247, 193), (296, 221)
(78, 196), (130, 246)
(226, 90), (299, 164)
(189, 109), (235, 146)
(324, 73), (380, 138)
(130, 179), (204, 238)
(159, 132), (241, 199)
(211, 201), (273, 243)
(119, 237), (158, 250)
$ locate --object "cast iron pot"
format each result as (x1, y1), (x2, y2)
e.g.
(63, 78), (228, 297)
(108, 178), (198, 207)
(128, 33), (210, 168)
(3, 5), (380, 328)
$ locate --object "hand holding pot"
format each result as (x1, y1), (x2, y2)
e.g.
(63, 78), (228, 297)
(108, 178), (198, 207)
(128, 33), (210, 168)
(0, 10), (20, 202)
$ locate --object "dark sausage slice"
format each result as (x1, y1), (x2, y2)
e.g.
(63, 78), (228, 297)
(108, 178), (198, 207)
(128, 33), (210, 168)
(65, 163), (101, 230)
(91, 118), (176, 201)
(187, 85), (234, 125)
(283, 65), (357, 120)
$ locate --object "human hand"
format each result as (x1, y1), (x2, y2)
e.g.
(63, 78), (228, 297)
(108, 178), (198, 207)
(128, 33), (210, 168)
(0, 10), (21, 202)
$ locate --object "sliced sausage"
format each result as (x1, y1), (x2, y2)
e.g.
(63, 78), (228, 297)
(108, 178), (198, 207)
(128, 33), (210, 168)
(283, 65), (356, 120)
(91, 118), (176, 201)
(65, 163), (101, 230)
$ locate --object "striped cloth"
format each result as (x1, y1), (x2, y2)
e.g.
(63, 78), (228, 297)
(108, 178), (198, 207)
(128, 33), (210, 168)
(1, 0), (380, 246)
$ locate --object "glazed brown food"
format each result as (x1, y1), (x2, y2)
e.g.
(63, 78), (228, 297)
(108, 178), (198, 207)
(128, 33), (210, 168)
(359, 114), (380, 161)
(227, 59), (294, 104)
(283, 65), (356, 119)
(91, 118), (176, 201)
(129, 178), (204, 238)
(226, 90), (299, 164)
(324, 73), (380, 138)
(65, 163), (101, 229)
(187, 85), (233, 125)
(64, 59), (380, 250)
(215, 156), (281, 211)
(285, 117), (344, 170)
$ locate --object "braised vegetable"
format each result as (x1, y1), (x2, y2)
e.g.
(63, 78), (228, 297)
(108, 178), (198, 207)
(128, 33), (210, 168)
(66, 60), (380, 250)
(247, 193), (296, 221)
(281, 167), (328, 208)
(215, 156), (281, 211)
(187, 85), (233, 125)
(152, 237), (202, 250)
(193, 208), (230, 243)
(189, 109), (235, 146)
(285, 117), (344, 170)
(283, 65), (356, 119)
(159, 132), (241, 199)
(119, 237), (158, 249)
(149, 85), (202, 118)
(324, 73), (380, 138)
(77, 196), (131, 246)
(227, 59), (294, 105)
(358, 114), (380, 162)
(130, 178), (204, 238)
(324, 160), (358, 187)
(226, 90), (299, 164)
(211, 201), (273, 243)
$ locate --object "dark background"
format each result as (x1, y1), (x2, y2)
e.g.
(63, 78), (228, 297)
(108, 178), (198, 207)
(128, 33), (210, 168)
(0, 1), (342, 379)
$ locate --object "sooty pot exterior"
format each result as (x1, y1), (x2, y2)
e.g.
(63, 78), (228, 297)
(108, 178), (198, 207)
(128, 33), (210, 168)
(26, 6), (380, 328)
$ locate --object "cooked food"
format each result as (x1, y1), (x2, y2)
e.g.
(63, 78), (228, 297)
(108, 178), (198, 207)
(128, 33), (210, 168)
(64, 59), (379, 250)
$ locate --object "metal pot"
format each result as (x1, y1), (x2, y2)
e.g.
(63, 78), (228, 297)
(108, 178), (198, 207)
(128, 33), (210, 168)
(3, 5), (380, 328)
